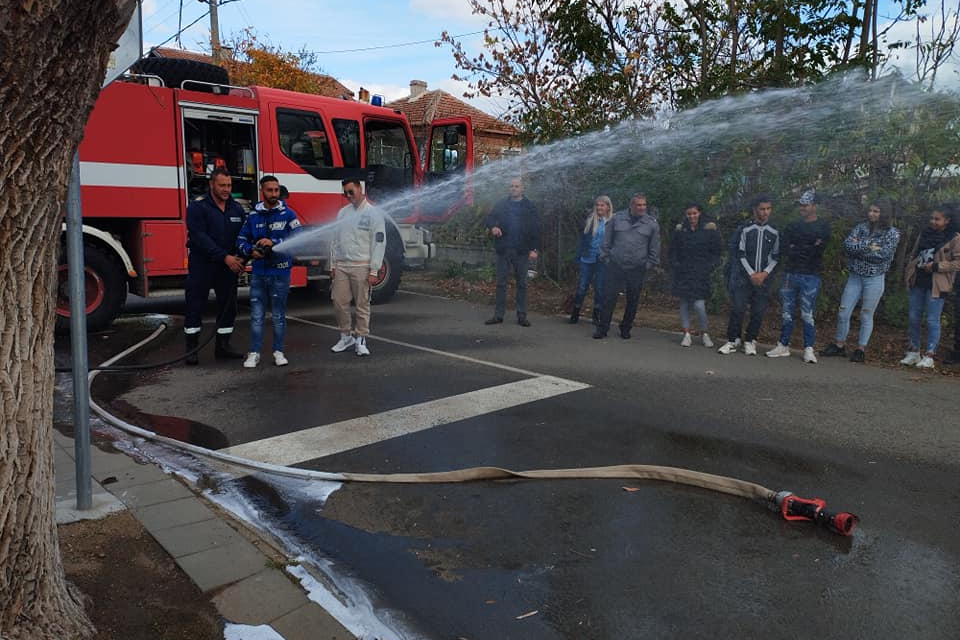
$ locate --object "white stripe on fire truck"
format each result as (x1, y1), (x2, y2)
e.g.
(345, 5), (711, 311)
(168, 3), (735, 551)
(273, 173), (350, 195)
(79, 162), (180, 190)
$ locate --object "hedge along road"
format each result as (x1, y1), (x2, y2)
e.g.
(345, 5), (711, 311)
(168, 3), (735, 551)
(90, 289), (960, 640)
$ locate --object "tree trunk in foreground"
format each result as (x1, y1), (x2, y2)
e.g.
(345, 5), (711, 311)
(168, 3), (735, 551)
(0, 2), (136, 637)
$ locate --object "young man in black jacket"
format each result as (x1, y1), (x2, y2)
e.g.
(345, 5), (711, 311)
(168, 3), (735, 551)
(718, 195), (780, 356)
(485, 177), (540, 326)
(765, 189), (831, 363)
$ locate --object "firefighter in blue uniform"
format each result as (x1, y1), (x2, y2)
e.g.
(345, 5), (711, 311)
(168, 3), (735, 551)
(183, 167), (247, 364)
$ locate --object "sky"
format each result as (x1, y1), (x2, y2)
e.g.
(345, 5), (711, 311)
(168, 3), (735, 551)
(140, 0), (504, 113)
(139, 0), (959, 118)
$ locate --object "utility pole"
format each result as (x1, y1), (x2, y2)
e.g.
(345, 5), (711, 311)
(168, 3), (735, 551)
(202, 0), (222, 63)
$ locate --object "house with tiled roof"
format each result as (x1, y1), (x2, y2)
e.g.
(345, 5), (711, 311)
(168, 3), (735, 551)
(387, 81), (521, 166)
(147, 47), (354, 100)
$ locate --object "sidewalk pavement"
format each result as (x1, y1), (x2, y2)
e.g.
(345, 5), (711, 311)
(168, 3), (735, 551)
(53, 429), (355, 640)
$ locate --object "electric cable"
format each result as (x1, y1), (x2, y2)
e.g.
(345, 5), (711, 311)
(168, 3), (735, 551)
(303, 30), (487, 55)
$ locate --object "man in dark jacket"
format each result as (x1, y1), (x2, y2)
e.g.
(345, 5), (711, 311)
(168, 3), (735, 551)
(594, 193), (660, 339)
(485, 177), (540, 326)
(718, 195), (780, 356)
(183, 167), (246, 364)
(765, 189), (831, 363)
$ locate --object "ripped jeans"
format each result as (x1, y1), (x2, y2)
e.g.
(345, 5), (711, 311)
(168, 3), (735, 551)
(778, 273), (821, 349)
(834, 273), (885, 348)
(249, 272), (291, 353)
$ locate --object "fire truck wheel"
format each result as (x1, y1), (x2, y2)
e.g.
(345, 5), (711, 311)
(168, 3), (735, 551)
(133, 57), (229, 91)
(370, 252), (402, 305)
(55, 243), (127, 334)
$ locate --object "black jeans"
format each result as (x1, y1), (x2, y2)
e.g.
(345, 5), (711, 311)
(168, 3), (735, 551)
(184, 261), (239, 332)
(599, 262), (646, 332)
(726, 280), (772, 342)
(494, 251), (529, 318)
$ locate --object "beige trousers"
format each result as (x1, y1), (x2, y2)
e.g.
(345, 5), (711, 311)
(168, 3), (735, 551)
(332, 265), (372, 336)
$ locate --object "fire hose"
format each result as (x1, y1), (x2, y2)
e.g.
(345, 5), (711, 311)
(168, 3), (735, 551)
(80, 323), (857, 537)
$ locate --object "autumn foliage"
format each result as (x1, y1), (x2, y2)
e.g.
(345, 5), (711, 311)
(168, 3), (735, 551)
(220, 29), (335, 95)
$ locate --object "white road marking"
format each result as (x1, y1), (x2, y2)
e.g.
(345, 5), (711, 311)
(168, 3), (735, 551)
(286, 314), (549, 377)
(221, 376), (589, 466)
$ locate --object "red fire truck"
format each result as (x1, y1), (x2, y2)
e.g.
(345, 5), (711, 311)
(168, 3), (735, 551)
(60, 59), (472, 332)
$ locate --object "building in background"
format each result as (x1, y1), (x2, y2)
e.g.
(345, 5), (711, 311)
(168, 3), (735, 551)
(387, 80), (521, 166)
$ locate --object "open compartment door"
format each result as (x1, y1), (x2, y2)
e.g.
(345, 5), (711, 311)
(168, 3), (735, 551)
(419, 117), (473, 223)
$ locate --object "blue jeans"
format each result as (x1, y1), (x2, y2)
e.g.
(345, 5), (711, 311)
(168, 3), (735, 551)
(779, 273), (821, 348)
(835, 273), (885, 347)
(573, 260), (605, 313)
(249, 272), (291, 353)
(907, 286), (945, 354)
(679, 298), (708, 332)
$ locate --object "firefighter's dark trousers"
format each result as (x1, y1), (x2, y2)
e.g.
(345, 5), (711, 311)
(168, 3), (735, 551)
(184, 260), (238, 336)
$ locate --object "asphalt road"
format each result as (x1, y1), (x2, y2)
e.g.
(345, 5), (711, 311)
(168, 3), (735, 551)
(75, 287), (960, 639)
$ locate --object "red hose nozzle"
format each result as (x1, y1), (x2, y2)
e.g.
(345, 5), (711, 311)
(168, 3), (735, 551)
(773, 491), (856, 537)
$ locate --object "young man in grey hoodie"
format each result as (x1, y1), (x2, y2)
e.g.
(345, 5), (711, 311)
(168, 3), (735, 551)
(594, 193), (660, 339)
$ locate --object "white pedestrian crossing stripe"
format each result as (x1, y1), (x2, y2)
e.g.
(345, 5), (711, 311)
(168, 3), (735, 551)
(221, 376), (589, 466)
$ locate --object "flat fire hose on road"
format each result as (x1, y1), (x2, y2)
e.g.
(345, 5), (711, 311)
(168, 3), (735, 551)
(82, 323), (856, 537)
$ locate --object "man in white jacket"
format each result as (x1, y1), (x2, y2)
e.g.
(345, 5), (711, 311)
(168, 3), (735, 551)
(329, 178), (387, 356)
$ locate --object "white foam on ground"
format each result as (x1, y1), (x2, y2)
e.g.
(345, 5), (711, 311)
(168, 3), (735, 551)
(223, 623), (285, 640)
(106, 435), (415, 639)
(286, 564), (407, 640)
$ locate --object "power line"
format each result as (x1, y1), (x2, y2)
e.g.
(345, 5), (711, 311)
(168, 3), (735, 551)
(304, 30), (487, 55)
(152, 9), (210, 50)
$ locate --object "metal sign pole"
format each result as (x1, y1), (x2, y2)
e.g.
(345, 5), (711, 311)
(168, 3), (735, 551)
(66, 152), (92, 510)
(62, 0), (144, 511)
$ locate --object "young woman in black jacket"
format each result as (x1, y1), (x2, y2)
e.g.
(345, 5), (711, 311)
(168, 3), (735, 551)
(668, 203), (722, 347)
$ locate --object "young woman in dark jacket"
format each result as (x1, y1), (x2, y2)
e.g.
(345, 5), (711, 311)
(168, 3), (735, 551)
(569, 195), (613, 324)
(668, 203), (722, 347)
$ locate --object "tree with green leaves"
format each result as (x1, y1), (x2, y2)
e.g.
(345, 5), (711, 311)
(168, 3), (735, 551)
(441, 0), (671, 141)
(443, 0), (934, 131)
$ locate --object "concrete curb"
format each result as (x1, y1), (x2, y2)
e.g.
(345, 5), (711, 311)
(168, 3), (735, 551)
(54, 430), (355, 640)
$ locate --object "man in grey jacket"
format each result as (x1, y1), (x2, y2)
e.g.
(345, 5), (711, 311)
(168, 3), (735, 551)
(594, 193), (661, 339)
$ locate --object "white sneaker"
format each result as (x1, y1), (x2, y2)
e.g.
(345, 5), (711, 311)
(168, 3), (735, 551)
(702, 333), (714, 348)
(273, 351), (288, 367)
(744, 340), (758, 356)
(680, 332), (692, 347)
(915, 355), (935, 369)
(766, 343), (791, 358)
(242, 352), (260, 368)
(718, 340), (741, 355)
(355, 336), (370, 357)
(331, 333), (356, 353)
(803, 347), (818, 364)
(900, 351), (921, 366)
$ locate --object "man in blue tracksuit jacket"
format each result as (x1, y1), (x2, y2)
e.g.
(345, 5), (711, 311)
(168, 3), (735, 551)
(184, 167), (247, 364)
(236, 175), (302, 368)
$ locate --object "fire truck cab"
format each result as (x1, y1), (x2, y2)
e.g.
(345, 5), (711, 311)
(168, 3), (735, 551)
(61, 66), (472, 332)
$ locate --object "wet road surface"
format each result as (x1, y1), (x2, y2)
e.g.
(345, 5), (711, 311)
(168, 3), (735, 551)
(70, 289), (960, 639)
